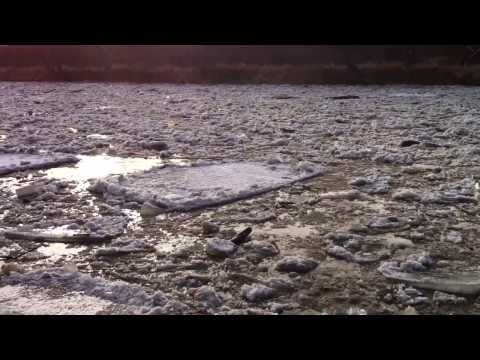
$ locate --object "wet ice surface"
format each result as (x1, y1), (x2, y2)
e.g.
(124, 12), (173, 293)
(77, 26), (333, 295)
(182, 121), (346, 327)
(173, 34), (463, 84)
(2, 83), (480, 315)
(0, 176), (23, 196)
(153, 229), (198, 256)
(45, 154), (164, 184)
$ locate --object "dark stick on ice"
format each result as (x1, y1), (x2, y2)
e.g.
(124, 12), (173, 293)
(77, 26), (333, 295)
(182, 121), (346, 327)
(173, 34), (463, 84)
(231, 227), (253, 246)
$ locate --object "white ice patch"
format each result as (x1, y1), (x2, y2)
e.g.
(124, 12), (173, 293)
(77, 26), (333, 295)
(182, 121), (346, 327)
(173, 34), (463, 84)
(87, 134), (111, 140)
(37, 243), (86, 260)
(239, 222), (317, 238)
(0, 285), (114, 315)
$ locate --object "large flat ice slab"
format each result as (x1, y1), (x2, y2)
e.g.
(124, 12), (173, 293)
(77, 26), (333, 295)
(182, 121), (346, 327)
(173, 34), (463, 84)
(91, 162), (325, 213)
(378, 262), (480, 296)
(0, 153), (79, 176)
